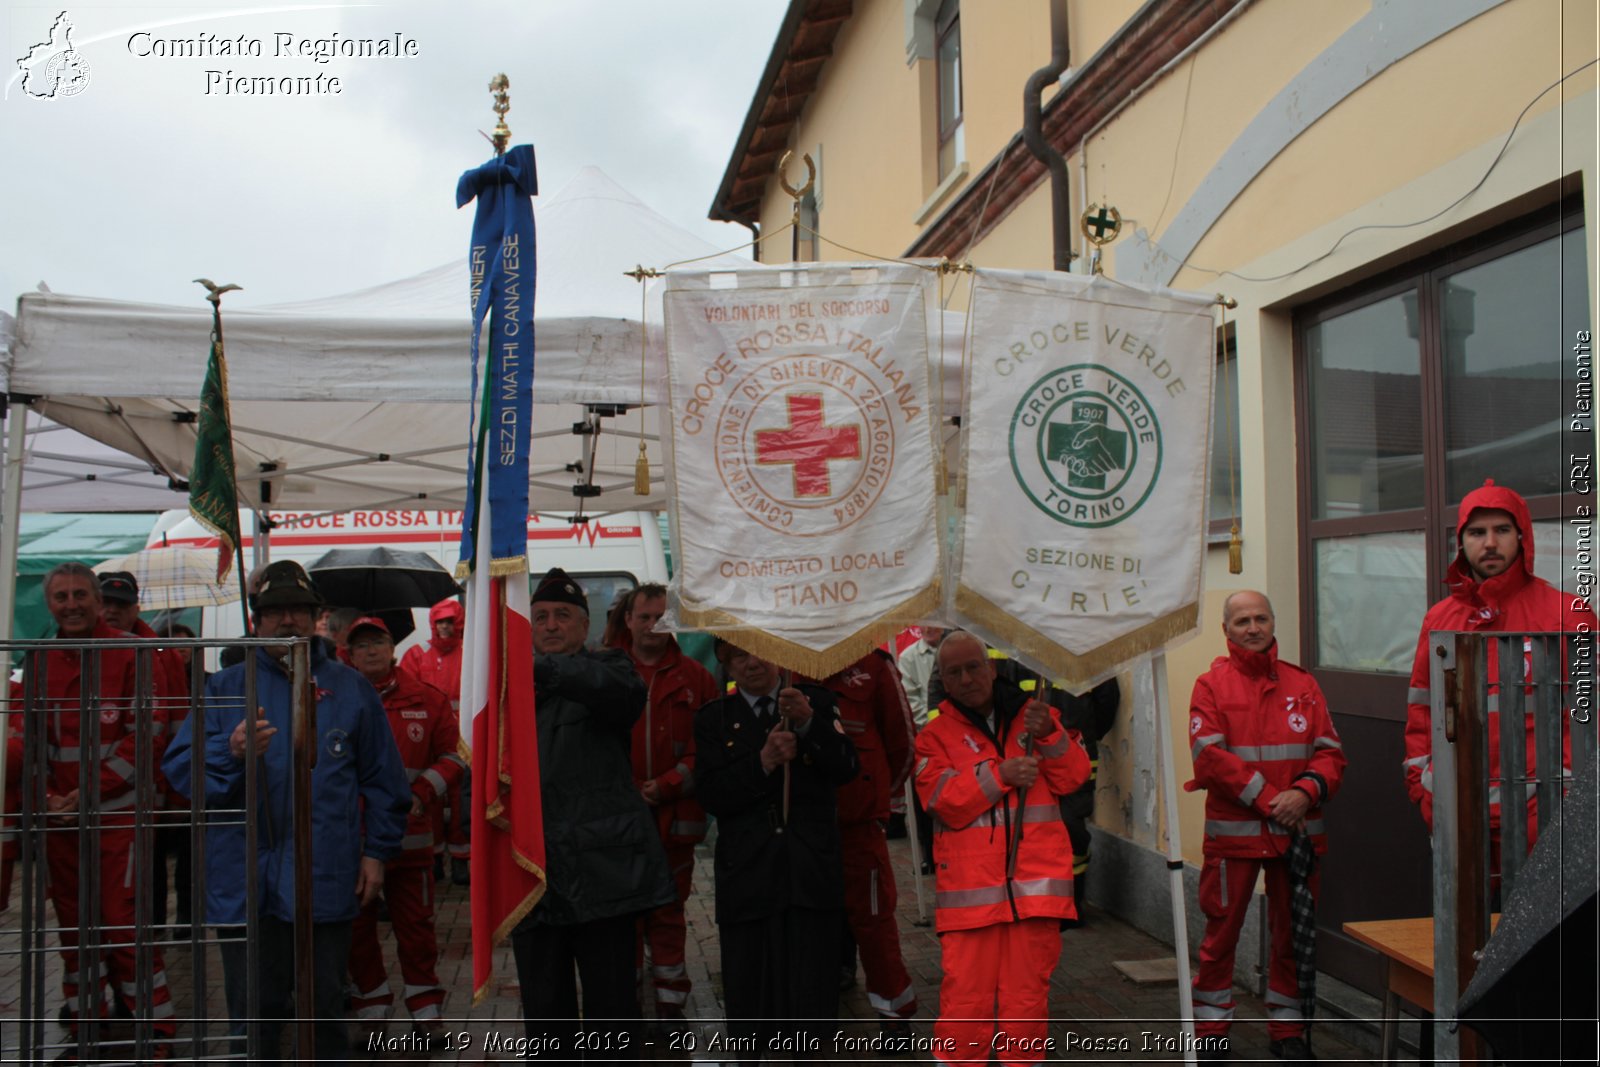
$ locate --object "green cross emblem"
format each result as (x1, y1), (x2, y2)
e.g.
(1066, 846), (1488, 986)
(1046, 400), (1127, 490)
(1081, 204), (1122, 246)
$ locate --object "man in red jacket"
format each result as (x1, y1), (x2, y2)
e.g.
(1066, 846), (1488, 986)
(401, 598), (469, 885)
(916, 632), (1089, 1066)
(38, 563), (177, 1043)
(1187, 590), (1345, 1062)
(1403, 480), (1595, 844)
(604, 584), (720, 1018)
(808, 650), (919, 1036)
(98, 571), (192, 932)
(345, 616), (464, 1046)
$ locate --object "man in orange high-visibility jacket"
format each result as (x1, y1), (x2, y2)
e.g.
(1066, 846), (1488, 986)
(915, 632), (1089, 1067)
(1187, 590), (1345, 1062)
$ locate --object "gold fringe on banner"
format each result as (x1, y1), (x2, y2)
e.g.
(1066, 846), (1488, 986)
(479, 865), (545, 1005)
(955, 583), (1198, 691)
(454, 555), (529, 581)
(677, 584), (942, 680)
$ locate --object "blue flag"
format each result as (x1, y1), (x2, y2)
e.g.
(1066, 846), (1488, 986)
(456, 145), (537, 574)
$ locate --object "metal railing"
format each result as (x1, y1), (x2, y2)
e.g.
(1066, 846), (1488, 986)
(1, 636), (317, 1062)
(1428, 629), (1595, 1063)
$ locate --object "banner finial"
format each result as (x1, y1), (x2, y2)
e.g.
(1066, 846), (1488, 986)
(488, 73), (511, 156)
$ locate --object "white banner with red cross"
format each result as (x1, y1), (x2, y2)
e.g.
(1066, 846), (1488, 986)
(953, 269), (1216, 690)
(660, 263), (942, 678)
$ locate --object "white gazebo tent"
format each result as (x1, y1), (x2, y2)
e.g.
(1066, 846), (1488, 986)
(0, 165), (763, 644)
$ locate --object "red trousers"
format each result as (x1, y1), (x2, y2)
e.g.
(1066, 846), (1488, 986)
(349, 862), (446, 1021)
(1192, 856), (1315, 1041)
(46, 827), (176, 1036)
(638, 840), (695, 1008)
(841, 820), (917, 1018)
(935, 919), (1059, 1066)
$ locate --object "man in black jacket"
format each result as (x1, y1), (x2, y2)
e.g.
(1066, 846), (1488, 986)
(696, 639), (859, 1060)
(510, 569), (674, 1051)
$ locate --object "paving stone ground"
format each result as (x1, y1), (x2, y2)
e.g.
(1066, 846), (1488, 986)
(0, 835), (1377, 1063)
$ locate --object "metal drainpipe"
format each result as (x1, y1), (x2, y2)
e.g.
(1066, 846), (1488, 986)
(1022, 0), (1073, 272)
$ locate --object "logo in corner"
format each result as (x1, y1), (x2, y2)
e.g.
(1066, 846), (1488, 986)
(1008, 364), (1162, 529)
(16, 11), (91, 100)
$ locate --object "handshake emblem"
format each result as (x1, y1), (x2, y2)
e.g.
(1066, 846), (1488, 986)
(1046, 401), (1128, 490)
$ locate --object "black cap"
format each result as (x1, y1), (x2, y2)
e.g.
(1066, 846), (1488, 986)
(99, 571), (140, 604)
(255, 560), (324, 609)
(531, 567), (587, 613)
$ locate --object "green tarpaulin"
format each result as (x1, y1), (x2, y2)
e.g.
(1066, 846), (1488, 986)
(10, 513), (155, 656)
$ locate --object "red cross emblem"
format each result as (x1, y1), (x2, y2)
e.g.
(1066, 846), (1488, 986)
(754, 392), (861, 498)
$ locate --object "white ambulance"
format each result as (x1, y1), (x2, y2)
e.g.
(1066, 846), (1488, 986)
(145, 507), (667, 656)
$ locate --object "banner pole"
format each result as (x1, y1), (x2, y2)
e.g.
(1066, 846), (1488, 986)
(1152, 650), (1197, 1062)
(903, 777), (929, 924)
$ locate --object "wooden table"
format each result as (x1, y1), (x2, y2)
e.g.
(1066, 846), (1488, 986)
(1344, 916), (1500, 1062)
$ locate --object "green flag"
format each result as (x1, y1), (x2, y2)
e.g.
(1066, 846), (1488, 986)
(190, 323), (241, 582)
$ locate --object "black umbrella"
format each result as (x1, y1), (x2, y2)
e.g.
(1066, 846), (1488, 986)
(306, 547), (461, 610)
(1456, 753), (1599, 1063)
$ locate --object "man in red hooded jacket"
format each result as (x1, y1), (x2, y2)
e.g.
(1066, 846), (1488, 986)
(604, 584), (720, 1018)
(1187, 591), (1345, 1062)
(346, 616), (464, 1045)
(1403, 480), (1596, 844)
(401, 598), (469, 884)
(806, 649), (920, 1035)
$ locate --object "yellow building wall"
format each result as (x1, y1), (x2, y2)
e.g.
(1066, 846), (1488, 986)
(737, 0), (1599, 866)
(756, 0), (922, 260)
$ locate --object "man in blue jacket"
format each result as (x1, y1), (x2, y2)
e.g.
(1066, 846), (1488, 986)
(163, 560), (410, 1061)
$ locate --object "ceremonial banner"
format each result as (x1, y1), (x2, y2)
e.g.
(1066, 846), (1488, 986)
(454, 145), (545, 1006)
(189, 308), (241, 584)
(662, 263), (942, 677)
(954, 270), (1215, 689)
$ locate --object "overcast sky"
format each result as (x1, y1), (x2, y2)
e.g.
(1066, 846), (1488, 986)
(1, 1), (784, 309)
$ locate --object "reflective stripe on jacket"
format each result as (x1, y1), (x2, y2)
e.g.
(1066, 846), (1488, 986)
(42, 621), (153, 815)
(375, 666), (463, 863)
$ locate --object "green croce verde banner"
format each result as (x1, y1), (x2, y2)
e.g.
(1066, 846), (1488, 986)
(953, 269), (1215, 689)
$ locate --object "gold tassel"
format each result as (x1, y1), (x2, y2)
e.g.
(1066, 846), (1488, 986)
(1228, 523), (1243, 574)
(634, 441), (650, 496)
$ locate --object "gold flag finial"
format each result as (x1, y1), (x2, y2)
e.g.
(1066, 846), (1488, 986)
(489, 73), (511, 156)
